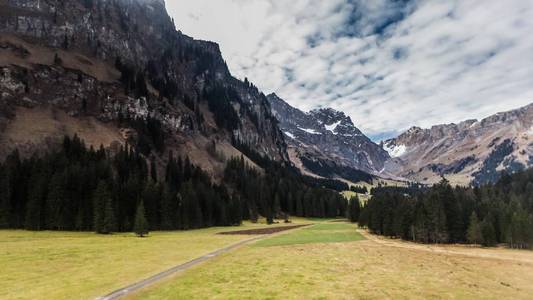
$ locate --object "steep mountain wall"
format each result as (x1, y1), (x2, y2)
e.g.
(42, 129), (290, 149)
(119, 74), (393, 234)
(0, 0), (289, 175)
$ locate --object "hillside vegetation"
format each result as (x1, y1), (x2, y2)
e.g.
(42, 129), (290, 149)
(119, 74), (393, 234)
(0, 135), (347, 233)
(359, 170), (533, 249)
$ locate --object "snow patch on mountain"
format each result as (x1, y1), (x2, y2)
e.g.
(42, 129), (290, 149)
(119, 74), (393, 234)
(325, 120), (342, 133)
(298, 127), (320, 135)
(383, 143), (407, 158)
(284, 131), (296, 139)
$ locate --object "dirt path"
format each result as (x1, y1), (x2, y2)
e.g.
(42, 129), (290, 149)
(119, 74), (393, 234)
(95, 236), (262, 300)
(95, 225), (309, 300)
(359, 229), (533, 265)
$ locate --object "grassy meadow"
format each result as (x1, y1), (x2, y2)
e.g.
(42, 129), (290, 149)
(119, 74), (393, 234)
(0, 219), (312, 300)
(130, 222), (533, 300)
(3, 219), (533, 300)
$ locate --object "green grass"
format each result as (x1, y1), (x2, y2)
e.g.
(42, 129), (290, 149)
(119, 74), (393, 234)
(130, 221), (533, 300)
(254, 222), (364, 247)
(0, 220), (313, 300)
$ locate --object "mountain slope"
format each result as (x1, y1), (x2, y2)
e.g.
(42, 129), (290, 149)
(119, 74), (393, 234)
(0, 0), (288, 176)
(267, 93), (390, 183)
(383, 103), (533, 185)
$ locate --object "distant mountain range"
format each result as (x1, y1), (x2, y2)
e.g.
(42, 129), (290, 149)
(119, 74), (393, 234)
(382, 103), (533, 185)
(268, 93), (533, 186)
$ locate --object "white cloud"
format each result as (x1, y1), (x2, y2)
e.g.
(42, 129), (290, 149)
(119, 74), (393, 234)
(166, 0), (533, 141)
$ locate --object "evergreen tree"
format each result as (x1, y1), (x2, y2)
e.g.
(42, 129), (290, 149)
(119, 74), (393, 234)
(480, 217), (497, 247)
(228, 194), (242, 226)
(160, 185), (175, 230)
(180, 181), (201, 229)
(133, 200), (149, 237)
(141, 180), (160, 229)
(25, 171), (45, 230)
(0, 169), (11, 228)
(102, 195), (117, 234)
(46, 173), (66, 230)
(467, 212), (482, 244)
(348, 195), (361, 223)
(507, 209), (529, 249)
(93, 181), (116, 234)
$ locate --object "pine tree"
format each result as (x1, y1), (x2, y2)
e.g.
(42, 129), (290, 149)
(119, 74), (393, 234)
(180, 182), (201, 229)
(348, 195), (361, 223)
(25, 172), (45, 230)
(102, 196), (117, 234)
(141, 180), (160, 229)
(467, 212), (482, 244)
(46, 173), (65, 230)
(0, 169), (11, 228)
(160, 185), (175, 230)
(481, 217), (497, 247)
(273, 193), (281, 217)
(93, 181), (116, 234)
(508, 209), (529, 249)
(527, 214), (533, 249)
(133, 200), (149, 237)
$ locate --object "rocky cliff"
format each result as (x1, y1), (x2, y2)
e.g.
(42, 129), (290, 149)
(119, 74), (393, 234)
(268, 93), (390, 183)
(383, 103), (533, 185)
(0, 0), (288, 175)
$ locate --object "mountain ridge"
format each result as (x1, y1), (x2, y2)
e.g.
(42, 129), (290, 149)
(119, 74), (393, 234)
(383, 102), (533, 185)
(267, 93), (391, 183)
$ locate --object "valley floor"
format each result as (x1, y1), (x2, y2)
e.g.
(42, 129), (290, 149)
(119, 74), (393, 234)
(2, 220), (533, 300)
(129, 222), (533, 300)
(0, 220), (312, 300)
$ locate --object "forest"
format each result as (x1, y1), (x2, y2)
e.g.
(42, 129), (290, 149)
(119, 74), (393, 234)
(0, 135), (347, 233)
(357, 173), (533, 249)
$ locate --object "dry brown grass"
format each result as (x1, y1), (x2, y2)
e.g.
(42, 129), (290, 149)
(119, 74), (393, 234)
(131, 223), (533, 300)
(0, 106), (124, 158)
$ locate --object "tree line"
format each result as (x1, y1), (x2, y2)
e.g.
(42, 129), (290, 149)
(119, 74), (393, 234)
(358, 174), (533, 249)
(224, 157), (347, 223)
(0, 135), (348, 233)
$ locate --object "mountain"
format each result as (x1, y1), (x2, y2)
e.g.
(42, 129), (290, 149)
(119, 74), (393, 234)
(267, 93), (390, 183)
(0, 0), (288, 176)
(382, 103), (533, 185)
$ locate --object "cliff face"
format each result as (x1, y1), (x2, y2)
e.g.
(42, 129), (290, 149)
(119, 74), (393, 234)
(268, 93), (389, 182)
(383, 103), (533, 185)
(0, 0), (288, 173)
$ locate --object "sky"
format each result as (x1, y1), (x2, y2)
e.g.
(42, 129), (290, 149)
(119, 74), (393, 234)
(166, 0), (533, 141)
